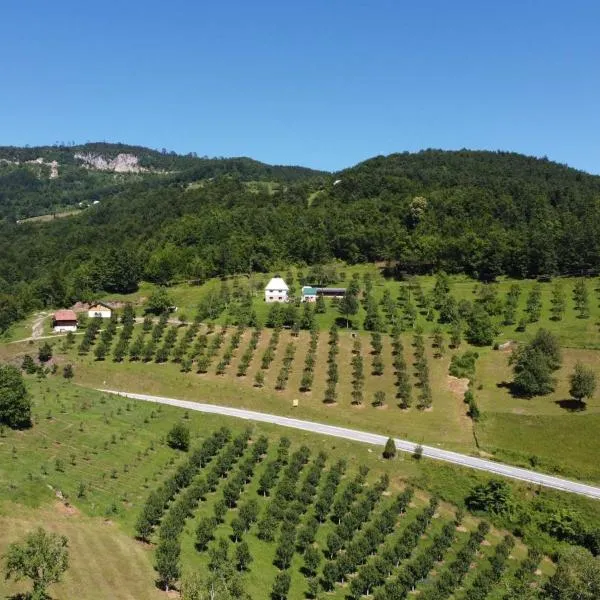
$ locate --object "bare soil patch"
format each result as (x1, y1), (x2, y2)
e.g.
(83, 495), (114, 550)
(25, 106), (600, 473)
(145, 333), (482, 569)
(54, 500), (80, 517)
(447, 375), (469, 398)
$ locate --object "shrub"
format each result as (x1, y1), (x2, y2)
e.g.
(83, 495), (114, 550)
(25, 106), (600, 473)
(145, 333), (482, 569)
(166, 422), (190, 451)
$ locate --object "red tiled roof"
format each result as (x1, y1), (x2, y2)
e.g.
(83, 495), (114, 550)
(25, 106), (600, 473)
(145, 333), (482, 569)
(54, 310), (77, 322)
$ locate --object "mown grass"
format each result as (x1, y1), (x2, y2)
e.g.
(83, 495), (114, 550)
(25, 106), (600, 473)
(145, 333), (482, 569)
(0, 502), (164, 600)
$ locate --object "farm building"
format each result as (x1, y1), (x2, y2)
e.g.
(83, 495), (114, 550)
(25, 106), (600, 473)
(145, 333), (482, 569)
(87, 302), (112, 319)
(317, 287), (346, 298)
(301, 286), (318, 302)
(301, 286), (346, 301)
(264, 276), (289, 303)
(53, 310), (78, 332)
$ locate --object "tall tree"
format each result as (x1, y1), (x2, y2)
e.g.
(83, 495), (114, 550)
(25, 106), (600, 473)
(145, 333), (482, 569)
(0, 364), (31, 428)
(339, 291), (359, 328)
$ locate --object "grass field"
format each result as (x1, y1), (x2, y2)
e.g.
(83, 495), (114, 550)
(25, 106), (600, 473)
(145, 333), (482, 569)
(0, 503), (164, 600)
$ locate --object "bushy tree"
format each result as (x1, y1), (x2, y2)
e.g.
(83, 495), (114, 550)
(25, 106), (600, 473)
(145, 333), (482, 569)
(511, 329), (562, 396)
(339, 291), (359, 328)
(166, 422), (190, 451)
(545, 546), (600, 600)
(271, 570), (291, 600)
(569, 362), (597, 404)
(38, 342), (53, 363)
(303, 546), (321, 577)
(466, 305), (496, 346)
(21, 354), (37, 374)
(146, 287), (173, 315)
(466, 479), (514, 516)
(235, 540), (252, 571)
(155, 538), (180, 592)
(4, 527), (69, 600)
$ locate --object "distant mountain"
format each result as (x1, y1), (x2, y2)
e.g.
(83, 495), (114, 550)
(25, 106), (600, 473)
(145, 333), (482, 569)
(0, 142), (327, 220)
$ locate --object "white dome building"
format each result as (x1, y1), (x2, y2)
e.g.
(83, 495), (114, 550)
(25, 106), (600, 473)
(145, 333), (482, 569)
(264, 276), (289, 303)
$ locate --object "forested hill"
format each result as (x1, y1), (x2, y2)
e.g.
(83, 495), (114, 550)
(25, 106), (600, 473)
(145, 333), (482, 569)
(2, 147), (600, 333)
(335, 150), (600, 199)
(0, 142), (326, 220)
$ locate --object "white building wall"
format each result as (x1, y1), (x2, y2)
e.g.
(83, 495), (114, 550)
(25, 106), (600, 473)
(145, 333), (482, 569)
(88, 309), (112, 319)
(264, 289), (288, 303)
(54, 325), (78, 333)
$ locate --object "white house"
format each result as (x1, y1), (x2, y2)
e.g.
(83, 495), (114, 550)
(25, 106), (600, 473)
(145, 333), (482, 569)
(87, 302), (112, 319)
(264, 276), (289, 303)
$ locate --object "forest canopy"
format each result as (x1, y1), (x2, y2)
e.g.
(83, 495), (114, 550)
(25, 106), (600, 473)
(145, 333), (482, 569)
(1, 146), (600, 333)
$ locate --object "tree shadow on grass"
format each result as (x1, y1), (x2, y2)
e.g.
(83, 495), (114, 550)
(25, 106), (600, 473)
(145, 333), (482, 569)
(555, 399), (587, 412)
(496, 380), (530, 398)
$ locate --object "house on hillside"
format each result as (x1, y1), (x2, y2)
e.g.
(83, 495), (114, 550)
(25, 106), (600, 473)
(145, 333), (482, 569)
(87, 302), (112, 319)
(53, 310), (78, 332)
(264, 276), (289, 303)
(301, 286), (318, 302)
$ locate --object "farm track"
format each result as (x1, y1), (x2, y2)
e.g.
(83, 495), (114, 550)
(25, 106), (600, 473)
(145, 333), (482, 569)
(97, 389), (600, 500)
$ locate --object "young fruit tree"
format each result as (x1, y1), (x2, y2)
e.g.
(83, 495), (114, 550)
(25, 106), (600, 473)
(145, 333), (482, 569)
(4, 527), (69, 600)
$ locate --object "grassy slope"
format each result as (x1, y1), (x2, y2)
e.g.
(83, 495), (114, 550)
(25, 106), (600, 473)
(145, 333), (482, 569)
(0, 377), (549, 600)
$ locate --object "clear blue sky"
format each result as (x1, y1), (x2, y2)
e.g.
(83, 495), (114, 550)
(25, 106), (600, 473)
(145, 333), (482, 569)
(1, 0), (599, 173)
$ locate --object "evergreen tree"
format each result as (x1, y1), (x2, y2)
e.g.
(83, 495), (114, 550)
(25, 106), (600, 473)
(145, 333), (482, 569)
(383, 437), (396, 459)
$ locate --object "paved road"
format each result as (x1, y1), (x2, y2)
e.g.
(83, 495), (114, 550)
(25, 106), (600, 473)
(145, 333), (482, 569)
(99, 389), (600, 500)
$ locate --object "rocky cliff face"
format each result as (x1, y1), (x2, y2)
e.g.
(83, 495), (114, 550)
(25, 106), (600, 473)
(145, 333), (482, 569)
(74, 152), (148, 173)
(0, 157), (59, 178)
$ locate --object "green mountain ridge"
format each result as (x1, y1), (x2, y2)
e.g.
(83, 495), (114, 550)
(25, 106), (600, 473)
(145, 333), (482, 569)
(1, 145), (600, 333)
(0, 142), (327, 220)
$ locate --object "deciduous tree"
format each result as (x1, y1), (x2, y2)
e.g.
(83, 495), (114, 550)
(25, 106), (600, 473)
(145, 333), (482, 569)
(4, 527), (69, 600)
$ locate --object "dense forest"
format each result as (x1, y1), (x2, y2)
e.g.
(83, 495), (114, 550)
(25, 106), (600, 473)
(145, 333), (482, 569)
(1, 145), (600, 333)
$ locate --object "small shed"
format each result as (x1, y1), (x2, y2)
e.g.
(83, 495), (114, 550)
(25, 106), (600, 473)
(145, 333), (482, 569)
(87, 302), (112, 319)
(301, 286), (318, 302)
(53, 310), (78, 332)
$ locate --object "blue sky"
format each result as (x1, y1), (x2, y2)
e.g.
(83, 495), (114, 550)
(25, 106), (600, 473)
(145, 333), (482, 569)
(1, 0), (599, 172)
